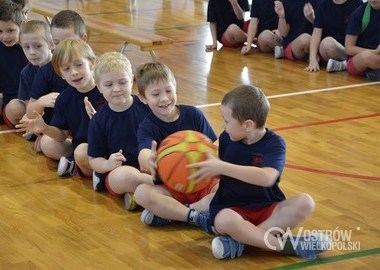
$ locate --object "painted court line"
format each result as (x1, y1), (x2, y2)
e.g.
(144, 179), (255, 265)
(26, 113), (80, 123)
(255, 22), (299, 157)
(285, 164), (380, 182)
(196, 81), (380, 108)
(0, 129), (19, 135)
(268, 247), (380, 270)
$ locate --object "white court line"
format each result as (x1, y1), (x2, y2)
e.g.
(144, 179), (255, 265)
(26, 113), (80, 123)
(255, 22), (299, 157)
(196, 81), (380, 108)
(1, 81), (379, 135)
(0, 129), (19, 135)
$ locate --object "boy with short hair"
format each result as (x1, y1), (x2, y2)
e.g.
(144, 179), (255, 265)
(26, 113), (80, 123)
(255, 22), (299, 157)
(0, 0), (28, 124)
(26, 10), (87, 155)
(6, 20), (53, 128)
(189, 85), (328, 260)
(133, 62), (219, 230)
(345, 1), (380, 80)
(88, 52), (152, 209)
(21, 38), (104, 178)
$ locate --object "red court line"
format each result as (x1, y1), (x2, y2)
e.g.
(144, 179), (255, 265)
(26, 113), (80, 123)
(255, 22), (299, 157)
(273, 113), (380, 131)
(285, 164), (380, 182)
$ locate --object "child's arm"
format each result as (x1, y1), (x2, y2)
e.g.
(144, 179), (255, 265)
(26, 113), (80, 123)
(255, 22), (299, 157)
(19, 111), (68, 141)
(138, 141), (157, 177)
(188, 153), (279, 187)
(26, 93), (59, 118)
(230, 0), (245, 20)
(274, 1), (289, 37)
(305, 27), (322, 72)
(241, 18), (259, 55)
(206, 22), (218, 51)
(89, 150), (126, 173)
(303, 2), (315, 24)
(84, 96), (96, 119)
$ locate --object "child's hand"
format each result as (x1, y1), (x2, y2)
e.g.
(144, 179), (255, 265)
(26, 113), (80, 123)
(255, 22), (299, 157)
(205, 43), (217, 52)
(15, 114), (31, 135)
(241, 45), (252, 55)
(305, 58), (320, 72)
(274, 1), (285, 18)
(39, 92), (59, 108)
(187, 152), (221, 182)
(18, 111), (47, 134)
(108, 149), (126, 170)
(84, 97), (96, 119)
(303, 2), (315, 23)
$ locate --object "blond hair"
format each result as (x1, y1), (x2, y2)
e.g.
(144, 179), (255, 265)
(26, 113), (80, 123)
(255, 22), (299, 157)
(94, 52), (132, 84)
(51, 38), (96, 76)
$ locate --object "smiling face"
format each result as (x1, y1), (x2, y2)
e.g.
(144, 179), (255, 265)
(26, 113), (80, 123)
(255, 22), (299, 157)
(0, 20), (19, 47)
(20, 32), (52, 66)
(98, 70), (134, 111)
(59, 56), (95, 92)
(142, 79), (178, 122)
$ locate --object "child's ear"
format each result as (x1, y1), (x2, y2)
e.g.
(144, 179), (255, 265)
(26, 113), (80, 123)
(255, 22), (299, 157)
(244, 119), (255, 130)
(48, 41), (55, 51)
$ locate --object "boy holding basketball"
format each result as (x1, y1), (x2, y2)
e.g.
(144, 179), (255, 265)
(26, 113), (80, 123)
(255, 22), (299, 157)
(188, 85), (328, 260)
(87, 52), (152, 209)
(133, 61), (219, 231)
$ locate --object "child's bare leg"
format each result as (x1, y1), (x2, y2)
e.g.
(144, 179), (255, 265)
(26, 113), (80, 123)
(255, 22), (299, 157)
(134, 184), (189, 221)
(40, 135), (72, 160)
(319, 37), (346, 61)
(214, 208), (282, 250)
(352, 51), (380, 71)
(258, 193), (315, 231)
(224, 24), (247, 45)
(190, 183), (218, 211)
(74, 143), (92, 177)
(4, 99), (26, 126)
(107, 166), (153, 194)
(291, 33), (311, 59)
(258, 30), (282, 53)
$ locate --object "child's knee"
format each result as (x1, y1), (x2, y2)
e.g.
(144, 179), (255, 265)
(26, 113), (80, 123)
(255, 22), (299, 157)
(214, 209), (235, 233)
(295, 193), (315, 217)
(134, 184), (153, 206)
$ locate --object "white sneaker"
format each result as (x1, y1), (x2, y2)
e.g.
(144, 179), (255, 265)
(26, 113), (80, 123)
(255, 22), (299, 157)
(124, 192), (138, 210)
(326, 59), (347, 72)
(274, 46), (285, 59)
(57, 156), (77, 176)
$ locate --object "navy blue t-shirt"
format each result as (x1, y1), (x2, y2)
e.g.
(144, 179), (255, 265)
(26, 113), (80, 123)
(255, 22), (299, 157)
(88, 95), (150, 168)
(18, 64), (39, 101)
(282, 0), (320, 48)
(137, 104), (217, 153)
(50, 85), (105, 149)
(250, 0), (279, 33)
(346, 3), (380, 51)
(210, 129), (287, 222)
(207, 0), (250, 41)
(314, 0), (362, 45)
(0, 43), (28, 106)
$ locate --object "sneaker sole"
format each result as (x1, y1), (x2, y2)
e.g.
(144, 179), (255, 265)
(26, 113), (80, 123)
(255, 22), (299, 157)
(124, 193), (138, 211)
(57, 156), (68, 176)
(140, 209), (154, 225)
(211, 237), (225, 259)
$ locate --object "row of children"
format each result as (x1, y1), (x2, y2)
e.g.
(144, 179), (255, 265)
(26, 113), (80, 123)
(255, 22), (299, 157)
(0, 1), (329, 261)
(206, 0), (380, 79)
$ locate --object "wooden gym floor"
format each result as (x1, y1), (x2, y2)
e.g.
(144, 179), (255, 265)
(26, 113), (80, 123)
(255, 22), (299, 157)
(0, 0), (379, 269)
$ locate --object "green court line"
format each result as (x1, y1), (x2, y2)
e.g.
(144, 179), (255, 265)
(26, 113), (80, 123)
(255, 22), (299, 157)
(268, 248), (380, 270)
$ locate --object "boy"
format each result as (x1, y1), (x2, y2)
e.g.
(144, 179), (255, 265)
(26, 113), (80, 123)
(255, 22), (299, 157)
(133, 62), (218, 230)
(241, 0), (282, 55)
(5, 20), (53, 128)
(205, 0), (250, 51)
(26, 10), (87, 156)
(21, 38), (104, 178)
(88, 52), (152, 209)
(345, 0), (380, 80)
(189, 85), (328, 260)
(11, 0), (30, 22)
(274, 0), (318, 60)
(305, 0), (362, 72)
(0, 0), (28, 124)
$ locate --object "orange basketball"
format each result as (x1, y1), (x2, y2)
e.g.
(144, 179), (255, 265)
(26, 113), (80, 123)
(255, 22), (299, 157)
(156, 130), (217, 193)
